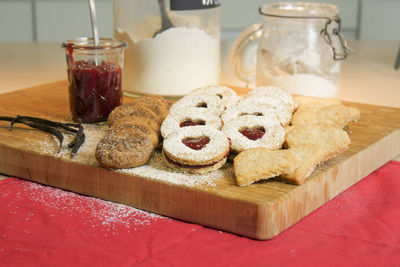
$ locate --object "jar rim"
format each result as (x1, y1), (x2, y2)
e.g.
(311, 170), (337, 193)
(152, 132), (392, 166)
(62, 37), (128, 50)
(260, 2), (339, 19)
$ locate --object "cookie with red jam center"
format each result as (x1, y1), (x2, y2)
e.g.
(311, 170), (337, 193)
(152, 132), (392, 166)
(162, 126), (230, 174)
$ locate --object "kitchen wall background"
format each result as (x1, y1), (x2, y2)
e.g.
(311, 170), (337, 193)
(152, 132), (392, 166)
(0, 0), (399, 43)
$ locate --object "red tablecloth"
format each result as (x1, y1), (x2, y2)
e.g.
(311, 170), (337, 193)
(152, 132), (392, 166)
(1, 161), (400, 267)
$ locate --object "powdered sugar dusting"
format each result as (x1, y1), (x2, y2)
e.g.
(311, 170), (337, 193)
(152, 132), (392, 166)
(119, 152), (234, 188)
(35, 124), (107, 166)
(30, 124), (228, 188)
(7, 178), (165, 231)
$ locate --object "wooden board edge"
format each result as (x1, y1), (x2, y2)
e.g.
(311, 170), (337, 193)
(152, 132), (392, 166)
(0, 144), (263, 238)
(254, 128), (400, 240)
(0, 128), (399, 240)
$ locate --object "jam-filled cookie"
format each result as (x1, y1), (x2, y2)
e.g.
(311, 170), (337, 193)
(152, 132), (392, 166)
(169, 94), (224, 116)
(162, 126), (230, 174)
(189, 85), (240, 109)
(247, 86), (297, 111)
(222, 115), (284, 153)
(238, 95), (293, 126)
(161, 107), (222, 139)
(221, 103), (279, 125)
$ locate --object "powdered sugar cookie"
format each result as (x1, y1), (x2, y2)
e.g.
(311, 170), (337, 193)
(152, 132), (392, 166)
(162, 126), (230, 174)
(189, 85), (240, 109)
(161, 107), (222, 139)
(238, 95), (293, 126)
(169, 94), (225, 116)
(221, 103), (280, 124)
(247, 86), (297, 111)
(222, 115), (284, 152)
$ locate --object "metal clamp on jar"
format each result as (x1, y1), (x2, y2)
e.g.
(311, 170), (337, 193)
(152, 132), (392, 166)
(230, 2), (352, 98)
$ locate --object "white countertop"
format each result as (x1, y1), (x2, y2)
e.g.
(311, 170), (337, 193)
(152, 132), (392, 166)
(1, 40), (399, 107)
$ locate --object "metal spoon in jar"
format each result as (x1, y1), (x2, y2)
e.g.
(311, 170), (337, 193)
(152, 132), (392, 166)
(88, 0), (100, 64)
(153, 0), (174, 37)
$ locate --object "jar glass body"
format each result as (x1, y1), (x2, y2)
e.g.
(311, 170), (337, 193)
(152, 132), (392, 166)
(256, 2), (341, 97)
(62, 38), (127, 123)
(113, 0), (221, 97)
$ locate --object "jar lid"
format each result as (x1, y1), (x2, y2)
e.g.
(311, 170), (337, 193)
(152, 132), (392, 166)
(260, 2), (339, 19)
(62, 37), (128, 50)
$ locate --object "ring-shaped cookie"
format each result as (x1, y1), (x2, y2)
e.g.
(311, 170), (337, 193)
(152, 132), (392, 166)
(189, 85), (240, 109)
(162, 126), (230, 167)
(169, 94), (224, 116)
(239, 95), (293, 126)
(222, 115), (285, 152)
(221, 103), (280, 125)
(161, 107), (222, 139)
(247, 86), (297, 111)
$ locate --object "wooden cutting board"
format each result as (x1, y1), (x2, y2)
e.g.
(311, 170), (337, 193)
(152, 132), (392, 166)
(0, 81), (399, 240)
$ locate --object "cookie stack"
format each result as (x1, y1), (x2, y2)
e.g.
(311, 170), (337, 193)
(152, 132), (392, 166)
(160, 85), (296, 174)
(234, 98), (361, 186)
(160, 85), (235, 174)
(95, 95), (169, 169)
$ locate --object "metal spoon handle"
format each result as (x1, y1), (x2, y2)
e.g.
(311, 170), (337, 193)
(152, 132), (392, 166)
(88, 0), (99, 46)
(158, 0), (173, 30)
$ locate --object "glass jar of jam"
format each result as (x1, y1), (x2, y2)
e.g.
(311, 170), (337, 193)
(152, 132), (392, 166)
(62, 37), (127, 123)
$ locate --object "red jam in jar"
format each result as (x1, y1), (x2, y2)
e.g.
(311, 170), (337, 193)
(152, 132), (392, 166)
(68, 60), (123, 123)
(63, 37), (127, 123)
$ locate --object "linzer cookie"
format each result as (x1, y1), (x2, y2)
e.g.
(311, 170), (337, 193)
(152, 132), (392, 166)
(188, 85), (240, 109)
(222, 115), (284, 153)
(161, 107), (222, 139)
(221, 103), (279, 125)
(169, 94), (225, 116)
(238, 95), (293, 126)
(162, 126), (230, 174)
(247, 86), (297, 111)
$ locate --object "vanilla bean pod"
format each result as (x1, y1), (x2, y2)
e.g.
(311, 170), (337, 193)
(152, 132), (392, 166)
(5, 116), (64, 147)
(0, 115), (85, 157)
(17, 116), (80, 133)
(70, 125), (85, 158)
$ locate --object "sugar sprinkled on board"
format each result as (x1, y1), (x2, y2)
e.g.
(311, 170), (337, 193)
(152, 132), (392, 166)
(32, 124), (231, 188)
(119, 152), (234, 188)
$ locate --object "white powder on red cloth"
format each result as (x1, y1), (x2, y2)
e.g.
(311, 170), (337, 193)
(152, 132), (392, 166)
(6, 179), (165, 232)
